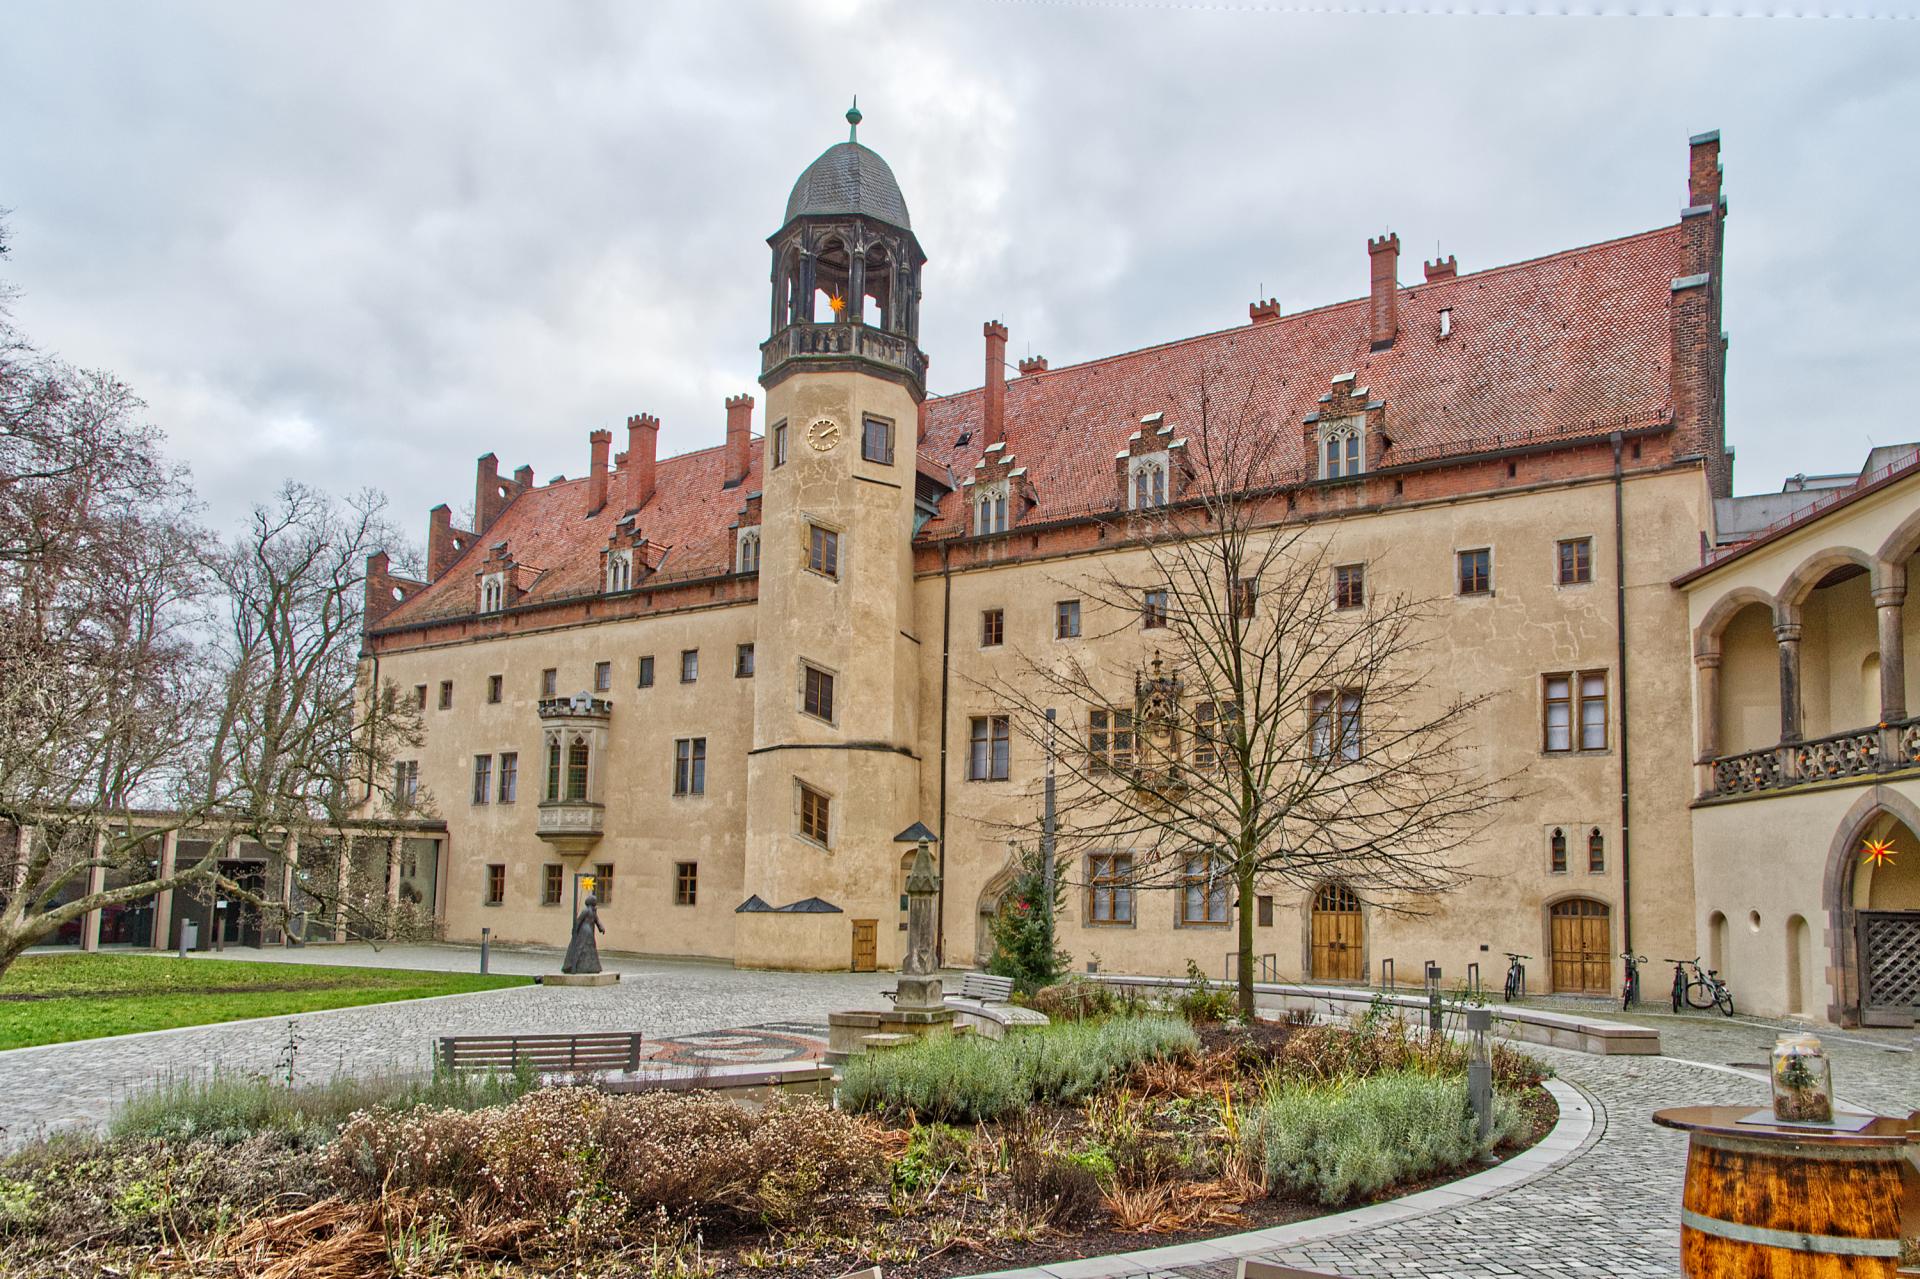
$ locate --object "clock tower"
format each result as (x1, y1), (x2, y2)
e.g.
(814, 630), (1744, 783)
(737, 104), (930, 969)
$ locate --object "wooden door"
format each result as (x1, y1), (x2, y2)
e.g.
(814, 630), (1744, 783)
(1310, 883), (1364, 982)
(1549, 899), (1611, 994)
(850, 919), (878, 973)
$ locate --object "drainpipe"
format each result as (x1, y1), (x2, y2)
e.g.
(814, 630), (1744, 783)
(936, 544), (953, 965)
(1611, 433), (1634, 955)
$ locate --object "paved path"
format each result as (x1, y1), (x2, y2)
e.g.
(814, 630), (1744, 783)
(0, 944), (879, 1142)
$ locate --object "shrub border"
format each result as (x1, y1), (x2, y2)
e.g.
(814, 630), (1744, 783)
(969, 1076), (1597, 1279)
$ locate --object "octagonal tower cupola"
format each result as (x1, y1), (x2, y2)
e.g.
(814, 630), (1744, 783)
(762, 101), (927, 401)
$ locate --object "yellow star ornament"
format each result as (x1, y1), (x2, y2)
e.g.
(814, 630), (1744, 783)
(827, 290), (847, 316)
(581, 875), (597, 895)
(1861, 837), (1897, 869)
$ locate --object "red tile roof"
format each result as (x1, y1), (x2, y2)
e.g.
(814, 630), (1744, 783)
(376, 224), (1683, 631)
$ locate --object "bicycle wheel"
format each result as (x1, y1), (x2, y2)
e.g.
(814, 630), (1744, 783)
(1504, 968), (1520, 1002)
(1685, 979), (1718, 1010)
(1622, 973), (1637, 1011)
(1670, 972), (1684, 1013)
(1716, 987), (1735, 1017)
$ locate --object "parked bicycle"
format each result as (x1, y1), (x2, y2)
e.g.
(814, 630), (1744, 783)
(1502, 952), (1530, 1002)
(1665, 956), (1735, 1016)
(1620, 952), (1647, 1010)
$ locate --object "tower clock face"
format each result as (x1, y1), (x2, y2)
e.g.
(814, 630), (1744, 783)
(806, 417), (841, 452)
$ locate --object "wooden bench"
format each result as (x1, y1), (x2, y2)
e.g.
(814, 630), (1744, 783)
(958, 972), (1015, 1002)
(437, 1032), (643, 1074)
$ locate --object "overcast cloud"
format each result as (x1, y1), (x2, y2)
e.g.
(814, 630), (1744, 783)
(3, 1), (1916, 542)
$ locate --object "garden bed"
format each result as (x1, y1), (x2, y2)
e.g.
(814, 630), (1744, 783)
(0, 1000), (1554, 1278)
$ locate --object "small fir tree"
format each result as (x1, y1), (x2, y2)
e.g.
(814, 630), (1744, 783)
(985, 848), (1070, 996)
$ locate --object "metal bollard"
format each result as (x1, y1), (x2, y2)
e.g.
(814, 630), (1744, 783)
(480, 926), (491, 974)
(1466, 1007), (1494, 1142)
(1426, 964), (1443, 1036)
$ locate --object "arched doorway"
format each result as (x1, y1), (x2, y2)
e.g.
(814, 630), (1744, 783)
(1849, 812), (1920, 1025)
(1309, 883), (1364, 982)
(1548, 898), (1611, 994)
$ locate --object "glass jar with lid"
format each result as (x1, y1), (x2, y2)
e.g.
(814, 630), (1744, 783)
(1770, 1032), (1833, 1124)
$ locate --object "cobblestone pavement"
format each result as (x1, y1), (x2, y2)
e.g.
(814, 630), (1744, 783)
(0, 944), (880, 1142)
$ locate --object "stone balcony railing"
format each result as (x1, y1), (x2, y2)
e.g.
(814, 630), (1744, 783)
(760, 321), (927, 385)
(537, 799), (605, 853)
(1705, 717), (1920, 798)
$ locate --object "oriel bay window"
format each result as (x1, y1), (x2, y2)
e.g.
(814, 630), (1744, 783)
(546, 734), (592, 802)
(1543, 671), (1608, 752)
(1087, 853), (1133, 924)
(1179, 853), (1230, 926)
(968, 715), (1010, 781)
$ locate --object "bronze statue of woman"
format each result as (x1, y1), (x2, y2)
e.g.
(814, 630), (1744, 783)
(562, 892), (604, 974)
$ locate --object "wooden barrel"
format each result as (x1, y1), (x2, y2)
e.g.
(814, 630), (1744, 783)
(1654, 1107), (1910, 1278)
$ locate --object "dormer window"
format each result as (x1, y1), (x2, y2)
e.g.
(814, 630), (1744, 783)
(736, 528), (762, 574)
(974, 481), (1010, 536)
(605, 549), (633, 594)
(480, 573), (505, 614)
(1128, 456), (1169, 510)
(1319, 417), (1363, 480)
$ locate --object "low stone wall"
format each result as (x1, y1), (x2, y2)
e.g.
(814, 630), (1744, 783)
(1087, 973), (1660, 1056)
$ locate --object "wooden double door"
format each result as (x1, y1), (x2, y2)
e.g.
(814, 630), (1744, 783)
(1549, 898), (1612, 994)
(1310, 883), (1365, 982)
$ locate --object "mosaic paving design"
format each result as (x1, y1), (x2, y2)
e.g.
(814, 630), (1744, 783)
(641, 1021), (829, 1066)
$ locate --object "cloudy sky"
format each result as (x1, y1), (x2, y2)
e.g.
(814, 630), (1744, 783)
(3, 1), (1916, 543)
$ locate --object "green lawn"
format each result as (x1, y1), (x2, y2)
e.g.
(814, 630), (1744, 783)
(0, 953), (530, 1050)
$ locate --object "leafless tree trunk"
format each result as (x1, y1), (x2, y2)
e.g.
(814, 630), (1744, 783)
(973, 374), (1520, 1016)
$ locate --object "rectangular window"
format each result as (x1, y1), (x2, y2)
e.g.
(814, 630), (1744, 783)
(807, 524), (840, 578)
(594, 660), (611, 692)
(438, 680), (453, 710)
(1257, 894), (1274, 928)
(1322, 426), (1363, 479)
(861, 415), (894, 465)
(736, 643), (755, 677)
(1055, 599), (1081, 639)
(486, 864), (505, 905)
(546, 738), (561, 802)
(1087, 853), (1134, 925)
(1543, 671), (1608, 752)
(798, 784), (831, 847)
(638, 655), (655, 688)
(674, 737), (707, 796)
(1179, 853), (1230, 926)
(1088, 709), (1134, 769)
(680, 650), (698, 684)
(542, 863), (562, 906)
(1557, 537), (1593, 586)
(981, 608), (1004, 647)
(414, 683), (428, 709)
(1334, 563), (1366, 610)
(1550, 828), (1568, 874)
(498, 752), (518, 803)
(1193, 700), (1238, 771)
(1232, 577), (1258, 619)
(968, 715), (1010, 781)
(1309, 690), (1362, 761)
(472, 754), (492, 805)
(541, 668), (558, 698)
(674, 861), (698, 906)
(1457, 548), (1492, 596)
(394, 760), (419, 808)
(771, 421), (788, 469)
(487, 674), (503, 704)
(802, 663), (835, 722)
(565, 737), (589, 801)
(1142, 589), (1168, 629)
(1587, 829), (1606, 874)
(593, 862), (614, 904)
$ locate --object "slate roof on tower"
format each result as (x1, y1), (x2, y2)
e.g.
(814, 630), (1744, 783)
(783, 141), (913, 231)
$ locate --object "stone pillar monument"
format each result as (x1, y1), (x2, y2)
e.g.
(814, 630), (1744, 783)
(894, 837), (944, 1012)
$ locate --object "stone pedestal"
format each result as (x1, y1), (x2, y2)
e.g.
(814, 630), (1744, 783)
(826, 1004), (959, 1062)
(543, 971), (620, 987)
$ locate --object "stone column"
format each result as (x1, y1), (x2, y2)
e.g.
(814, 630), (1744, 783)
(893, 840), (944, 1011)
(1775, 620), (1804, 743)
(79, 830), (106, 952)
(1695, 651), (1722, 762)
(1873, 585), (1906, 724)
(151, 829), (178, 951)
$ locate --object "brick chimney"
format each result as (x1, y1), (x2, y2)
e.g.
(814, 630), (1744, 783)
(1368, 234), (1400, 351)
(587, 429), (612, 515)
(1017, 355), (1049, 375)
(724, 394), (753, 488)
(427, 505), (455, 580)
(1423, 255), (1457, 282)
(983, 321), (1008, 448)
(1674, 129), (1730, 498)
(917, 399), (929, 444)
(475, 454), (502, 532)
(1248, 298), (1281, 324)
(364, 551), (423, 632)
(513, 464), (534, 488)
(626, 413), (659, 512)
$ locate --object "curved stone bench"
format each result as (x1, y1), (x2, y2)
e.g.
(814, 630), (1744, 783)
(945, 997), (1049, 1040)
(1087, 974), (1659, 1056)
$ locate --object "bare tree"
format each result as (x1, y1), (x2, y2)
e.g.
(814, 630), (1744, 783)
(0, 225), (426, 971)
(975, 376), (1518, 1016)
